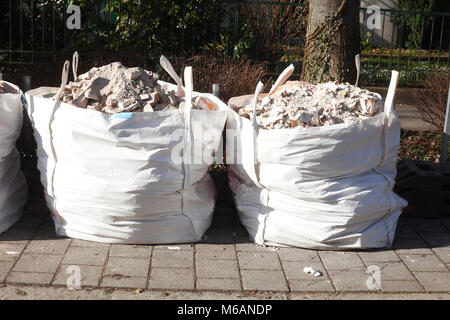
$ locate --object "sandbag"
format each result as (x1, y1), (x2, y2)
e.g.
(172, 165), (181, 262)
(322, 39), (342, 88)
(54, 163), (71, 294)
(0, 81), (28, 233)
(25, 61), (228, 244)
(226, 70), (407, 250)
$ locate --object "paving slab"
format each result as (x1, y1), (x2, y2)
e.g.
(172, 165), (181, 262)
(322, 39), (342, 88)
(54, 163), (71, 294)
(62, 246), (109, 266)
(24, 239), (71, 255)
(420, 232), (450, 248)
(0, 261), (14, 282)
(358, 250), (401, 264)
(277, 248), (320, 262)
(395, 224), (421, 239)
(399, 254), (448, 272)
(202, 228), (235, 244)
(289, 279), (335, 292)
(53, 265), (103, 287)
(408, 219), (449, 233)
(109, 245), (152, 258)
(196, 259), (239, 279)
(0, 243), (26, 262)
(328, 270), (380, 292)
(70, 239), (110, 249)
(235, 243), (274, 253)
(148, 268), (195, 290)
(2, 199), (450, 298)
(413, 272), (450, 292)
(153, 244), (194, 251)
(241, 270), (288, 292)
(101, 276), (148, 289)
(380, 280), (424, 292)
(0, 227), (35, 244)
(394, 238), (434, 255)
(237, 252), (282, 270)
(13, 254), (62, 273)
(319, 252), (365, 271)
(432, 247), (450, 264)
(104, 257), (150, 278)
(196, 278), (241, 291)
(151, 250), (193, 269)
(6, 272), (54, 285)
(281, 261), (327, 281)
(378, 262), (416, 281)
(196, 247), (236, 260)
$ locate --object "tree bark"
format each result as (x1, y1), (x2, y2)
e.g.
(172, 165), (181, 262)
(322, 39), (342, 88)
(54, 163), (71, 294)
(300, 0), (360, 84)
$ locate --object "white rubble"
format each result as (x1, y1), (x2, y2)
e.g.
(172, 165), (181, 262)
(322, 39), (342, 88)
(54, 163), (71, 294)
(238, 80), (385, 129)
(59, 62), (215, 114)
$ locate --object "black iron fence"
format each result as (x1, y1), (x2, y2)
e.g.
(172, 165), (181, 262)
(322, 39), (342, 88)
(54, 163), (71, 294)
(1, 1), (449, 85)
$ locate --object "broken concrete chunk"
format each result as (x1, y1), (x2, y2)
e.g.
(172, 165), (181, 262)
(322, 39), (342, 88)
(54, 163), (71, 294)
(240, 80), (385, 129)
(140, 94), (150, 101)
(128, 67), (143, 81)
(59, 62), (210, 114)
(118, 99), (132, 109)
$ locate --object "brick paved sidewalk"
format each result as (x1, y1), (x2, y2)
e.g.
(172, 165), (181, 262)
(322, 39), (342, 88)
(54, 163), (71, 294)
(1, 197), (450, 297)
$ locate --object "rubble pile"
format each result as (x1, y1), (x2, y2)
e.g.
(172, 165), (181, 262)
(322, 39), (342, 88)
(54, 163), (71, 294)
(59, 62), (214, 114)
(238, 80), (385, 129)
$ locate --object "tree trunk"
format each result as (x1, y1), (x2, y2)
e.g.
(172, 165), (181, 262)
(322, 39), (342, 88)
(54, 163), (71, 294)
(301, 0), (360, 84)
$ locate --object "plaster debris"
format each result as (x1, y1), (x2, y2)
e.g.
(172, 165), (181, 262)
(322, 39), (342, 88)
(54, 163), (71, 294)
(303, 266), (323, 277)
(59, 62), (215, 114)
(238, 80), (384, 129)
(167, 246), (181, 251)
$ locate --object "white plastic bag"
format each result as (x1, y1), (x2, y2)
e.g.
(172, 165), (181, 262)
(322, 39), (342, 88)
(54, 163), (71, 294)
(0, 81), (28, 234)
(226, 69), (407, 249)
(25, 59), (228, 244)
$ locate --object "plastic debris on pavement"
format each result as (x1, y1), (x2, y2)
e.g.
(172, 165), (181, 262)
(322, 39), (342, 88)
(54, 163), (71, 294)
(303, 266), (323, 277)
(59, 62), (216, 114)
(238, 80), (384, 129)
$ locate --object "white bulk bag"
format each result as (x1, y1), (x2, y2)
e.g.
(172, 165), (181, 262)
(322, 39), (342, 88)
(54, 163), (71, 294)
(0, 81), (28, 233)
(25, 60), (227, 244)
(226, 69), (407, 249)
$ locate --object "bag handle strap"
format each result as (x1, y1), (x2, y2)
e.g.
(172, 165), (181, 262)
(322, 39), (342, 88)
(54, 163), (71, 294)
(160, 55), (185, 96)
(72, 51), (79, 82)
(184, 66), (193, 139)
(268, 64), (295, 95)
(355, 54), (360, 87)
(384, 70), (399, 118)
(48, 60), (70, 199)
(251, 81), (264, 128)
(54, 60), (71, 101)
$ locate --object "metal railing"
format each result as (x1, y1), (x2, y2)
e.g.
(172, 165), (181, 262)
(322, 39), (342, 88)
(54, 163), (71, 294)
(360, 8), (450, 85)
(1, 1), (449, 85)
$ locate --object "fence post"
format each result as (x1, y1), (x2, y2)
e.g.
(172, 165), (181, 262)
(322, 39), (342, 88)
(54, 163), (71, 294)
(212, 84), (220, 98)
(23, 76), (32, 92)
(440, 84), (450, 164)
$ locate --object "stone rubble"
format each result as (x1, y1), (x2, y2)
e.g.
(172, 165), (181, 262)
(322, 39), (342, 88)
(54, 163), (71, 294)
(238, 80), (385, 129)
(59, 62), (215, 114)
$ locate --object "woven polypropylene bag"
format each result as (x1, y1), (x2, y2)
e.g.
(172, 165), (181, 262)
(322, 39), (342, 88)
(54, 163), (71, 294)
(0, 81), (28, 234)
